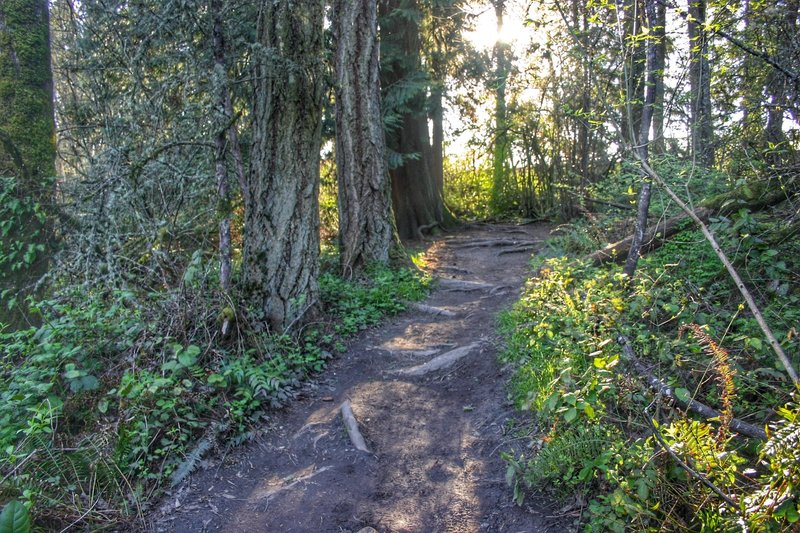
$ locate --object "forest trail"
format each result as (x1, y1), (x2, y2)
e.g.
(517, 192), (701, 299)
(151, 224), (560, 533)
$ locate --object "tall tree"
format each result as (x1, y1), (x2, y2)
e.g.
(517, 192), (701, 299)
(688, 0), (714, 167)
(624, 0), (660, 277)
(243, 0), (325, 331)
(0, 0), (56, 325)
(332, 0), (396, 274)
(490, 0), (512, 212)
(379, 0), (445, 240)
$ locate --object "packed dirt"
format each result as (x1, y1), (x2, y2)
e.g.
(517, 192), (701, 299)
(149, 223), (567, 533)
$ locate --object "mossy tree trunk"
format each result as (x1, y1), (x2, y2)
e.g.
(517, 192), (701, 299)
(332, 0), (396, 274)
(242, 0), (324, 332)
(0, 0), (56, 327)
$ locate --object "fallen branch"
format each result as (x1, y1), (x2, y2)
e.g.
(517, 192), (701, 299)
(635, 157), (799, 385)
(437, 278), (495, 292)
(406, 302), (457, 317)
(340, 400), (370, 453)
(391, 342), (481, 377)
(617, 336), (766, 440)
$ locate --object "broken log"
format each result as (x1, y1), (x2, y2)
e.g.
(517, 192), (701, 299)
(341, 400), (371, 453)
(406, 302), (457, 318)
(586, 208), (710, 266)
(392, 342), (481, 376)
(617, 336), (766, 440)
(587, 175), (800, 266)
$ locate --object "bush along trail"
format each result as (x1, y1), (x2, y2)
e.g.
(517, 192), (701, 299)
(151, 223), (559, 533)
(500, 189), (800, 531)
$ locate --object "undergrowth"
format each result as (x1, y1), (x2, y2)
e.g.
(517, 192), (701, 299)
(0, 258), (429, 529)
(500, 170), (800, 531)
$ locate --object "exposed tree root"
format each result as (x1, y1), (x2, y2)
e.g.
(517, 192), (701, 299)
(254, 465), (333, 501)
(391, 342), (481, 377)
(452, 238), (540, 249)
(497, 245), (539, 256)
(406, 302), (457, 317)
(341, 400), (371, 453)
(437, 278), (495, 292)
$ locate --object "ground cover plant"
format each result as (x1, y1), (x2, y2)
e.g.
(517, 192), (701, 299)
(501, 159), (800, 531)
(0, 257), (429, 529)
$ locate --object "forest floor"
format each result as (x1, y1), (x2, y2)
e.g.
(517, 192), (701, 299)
(148, 223), (566, 533)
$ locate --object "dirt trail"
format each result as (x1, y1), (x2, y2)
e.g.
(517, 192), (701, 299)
(152, 224), (561, 533)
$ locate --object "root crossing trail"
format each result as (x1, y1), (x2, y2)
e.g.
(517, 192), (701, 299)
(153, 224), (559, 533)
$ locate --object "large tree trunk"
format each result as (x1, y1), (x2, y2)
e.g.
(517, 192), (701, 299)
(688, 0), (714, 167)
(0, 0), (56, 327)
(379, 0), (444, 241)
(332, 0), (395, 273)
(243, 0), (324, 332)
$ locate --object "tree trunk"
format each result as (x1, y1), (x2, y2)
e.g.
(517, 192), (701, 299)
(688, 0), (714, 167)
(211, 0), (232, 294)
(379, 0), (444, 241)
(651, 0), (667, 154)
(0, 0), (56, 327)
(243, 0), (324, 332)
(332, 0), (395, 273)
(762, 0), (798, 164)
(622, 0), (645, 145)
(490, 0), (510, 213)
(624, 0), (659, 278)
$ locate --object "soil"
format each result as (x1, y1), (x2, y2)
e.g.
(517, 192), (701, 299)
(148, 223), (569, 533)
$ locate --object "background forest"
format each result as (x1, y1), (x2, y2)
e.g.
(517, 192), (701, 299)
(0, 0), (798, 531)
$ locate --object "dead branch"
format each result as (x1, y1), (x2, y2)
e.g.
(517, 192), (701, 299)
(617, 336), (767, 440)
(340, 400), (370, 453)
(634, 157), (799, 385)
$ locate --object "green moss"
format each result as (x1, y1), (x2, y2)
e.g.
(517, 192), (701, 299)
(0, 0), (56, 183)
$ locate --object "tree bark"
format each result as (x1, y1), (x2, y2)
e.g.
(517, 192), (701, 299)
(490, 0), (511, 213)
(243, 0), (324, 332)
(379, 0), (444, 241)
(211, 0), (232, 294)
(651, 0), (667, 154)
(332, 0), (395, 274)
(688, 0), (714, 167)
(0, 0), (56, 327)
(623, 0), (659, 278)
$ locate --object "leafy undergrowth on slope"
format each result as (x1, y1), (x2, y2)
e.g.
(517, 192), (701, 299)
(501, 168), (800, 531)
(0, 259), (429, 530)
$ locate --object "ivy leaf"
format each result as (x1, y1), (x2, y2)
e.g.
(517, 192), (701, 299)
(674, 388), (691, 403)
(0, 501), (31, 533)
(564, 407), (577, 422)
